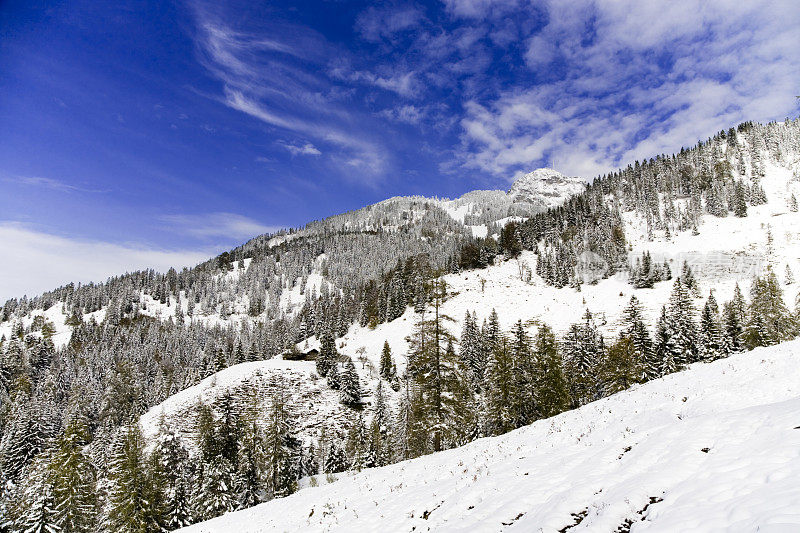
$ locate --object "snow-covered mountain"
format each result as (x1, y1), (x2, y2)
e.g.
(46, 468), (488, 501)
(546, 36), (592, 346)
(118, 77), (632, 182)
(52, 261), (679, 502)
(2, 119), (800, 532)
(179, 340), (800, 532)
(508, 167), (587, 212)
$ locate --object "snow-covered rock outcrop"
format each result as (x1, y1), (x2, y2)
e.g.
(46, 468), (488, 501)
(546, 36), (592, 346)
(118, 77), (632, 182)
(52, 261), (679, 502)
(509, 167), (587, 212)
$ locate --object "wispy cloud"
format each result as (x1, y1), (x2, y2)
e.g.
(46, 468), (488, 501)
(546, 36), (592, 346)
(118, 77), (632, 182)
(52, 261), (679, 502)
(9, 176), (105, 193)
(0, 222), (210, 301)
(190, 3), (390, 182)
(159, 212), (282, 240)
(278, 141), (322, 156)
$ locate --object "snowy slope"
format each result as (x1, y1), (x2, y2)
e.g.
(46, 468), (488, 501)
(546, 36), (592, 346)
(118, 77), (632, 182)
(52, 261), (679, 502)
(180, 341), (800, 532)
(140, 358), (372, 452)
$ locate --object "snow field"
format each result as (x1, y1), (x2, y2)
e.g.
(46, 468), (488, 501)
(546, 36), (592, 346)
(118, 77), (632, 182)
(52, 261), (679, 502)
(179, 340), (800, 532)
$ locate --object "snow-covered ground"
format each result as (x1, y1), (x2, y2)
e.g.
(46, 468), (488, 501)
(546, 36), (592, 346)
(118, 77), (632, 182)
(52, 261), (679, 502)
(140, 358), (365, 451)
(0, 303), (73, 349)
(180, 340), (800, 532)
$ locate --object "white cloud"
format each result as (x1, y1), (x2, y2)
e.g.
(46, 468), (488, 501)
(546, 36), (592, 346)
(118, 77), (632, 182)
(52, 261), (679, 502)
(191, 8), (390, 181)
(159, 212), (281, 240)
(8, 176), (103, 193)
(442, 0), (520, 19)
(278, 141), (322, 156)
(356, 6), (423, 41)
(456, 0), (800, 181)
(0, 222), (211, 301)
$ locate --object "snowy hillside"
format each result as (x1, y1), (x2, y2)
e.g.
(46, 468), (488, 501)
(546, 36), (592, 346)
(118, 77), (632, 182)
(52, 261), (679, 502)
(180, 340), (800, 532)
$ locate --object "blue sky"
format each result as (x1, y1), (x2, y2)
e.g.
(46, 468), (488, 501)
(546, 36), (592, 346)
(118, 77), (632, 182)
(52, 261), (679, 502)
(1, 0), (798, 299)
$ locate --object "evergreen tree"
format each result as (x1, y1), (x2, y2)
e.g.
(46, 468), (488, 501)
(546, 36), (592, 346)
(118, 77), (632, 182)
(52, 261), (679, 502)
(345, 415), (369, 471)
(369, 380), (392, 467)
(746, 270), (795, 348)
(533, 324), (571, 418)
(235, 419), (267, 510)
(484, 335), (515, 435)
(323, 441), (347, 474)
(600, 336), (639, 396)
(459, 311), (485, 389)
(155, 426), (193, 529)
(264, 389), (298, 499)
(510, 320), (537, 427)
(562, 310), (603, 407)
(733, 181), (748, 217)
(621, 297), (656, 381)
(106, 423), (165, 532)
(198, 457), (236, 520)
(378, 341), (396, 381)
(666, 278), (698, 365)
(339, 358), (363, 407)
(699, 292), (724, 361)
(51, 421), (97, 533)
(316, 331), (338, 378)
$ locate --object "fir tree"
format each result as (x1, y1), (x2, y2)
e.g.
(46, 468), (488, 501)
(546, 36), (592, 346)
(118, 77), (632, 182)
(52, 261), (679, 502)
(562, 310), (603, 407)
(510, 320), (537, 426)
(698, 292), (724, 361)
(324, 441), (347, 474)
(621, 297), (657, 382)
(345, 415), (369, 471)
(106, 423), (165, 532)
(316, 330), (338, 378)
(379, 341), (396, 381)
(155, 426), (193, 529)
(339, 358), (363, 407)
(484, 335), (515, 435)
(264, 389), (298, 499)
(51, 420), (97, 533)
(533, 324), (571, 418)
(600, 336), (639, 395)
(666, 278), (698, 365)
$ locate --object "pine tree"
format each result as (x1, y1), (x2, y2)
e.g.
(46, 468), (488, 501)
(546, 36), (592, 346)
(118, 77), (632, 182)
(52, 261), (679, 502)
(264, 389), (298, 499)
(621, 297), (657, 382)
(600, 336), (639, 395)
(785, 264), (795, 285)
(533, 324), (571, 418)
(459, 311), (484, 388)
(698, 292), (723, 361)
(316, 330), (338, 378)
(406, 281), (472, 451)
(369, 380), (392, 467)
(654, 306), (678, 376)
(155, 426), (192, 529)
(562, 310), (603, 407)
(666, 277), (698, 365)
(198, 457), (236, 520)
(733, 181), (748, 217)
(235, 419), (267, 510)
(345, 415), (369, 471)
(510, 320), (536, 426)
(746, 270), (794, 348)
(378, 341), (396, 381)
(339, 358), (363, 407)
(484, 335), (515, 435)
(106, 423), (165, 532)
(324, 441), (347, 474)
(16, 452), (59, 533)
(51, 420), (97, 533)
(327, 359), (340, 390)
